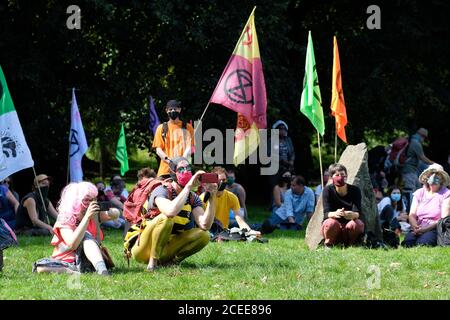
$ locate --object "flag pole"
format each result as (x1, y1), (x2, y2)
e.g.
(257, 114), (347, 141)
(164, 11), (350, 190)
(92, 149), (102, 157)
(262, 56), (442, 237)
(334, 127), (337, 163)
(67, 91), (73, 185)
(193, 101), (211, 138)
(317, 131), (324, 189)
(31, 166), (50, 225)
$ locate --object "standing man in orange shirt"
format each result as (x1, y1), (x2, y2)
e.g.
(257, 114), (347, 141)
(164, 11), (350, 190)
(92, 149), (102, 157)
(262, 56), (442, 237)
(152, 100), (195, 178)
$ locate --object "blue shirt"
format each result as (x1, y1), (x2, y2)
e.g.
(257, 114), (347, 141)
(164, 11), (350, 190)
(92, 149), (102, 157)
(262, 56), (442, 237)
(275, 187), (315, 224)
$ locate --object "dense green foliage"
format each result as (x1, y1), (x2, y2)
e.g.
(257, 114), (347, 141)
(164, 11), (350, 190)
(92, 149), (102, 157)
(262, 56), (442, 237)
(0, 0), (449, 199)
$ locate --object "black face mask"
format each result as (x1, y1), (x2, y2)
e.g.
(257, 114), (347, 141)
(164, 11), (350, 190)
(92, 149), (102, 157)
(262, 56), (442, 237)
(218, 181), (227, 191)
(168, 111), (180, 120)
(36, 186), (49, 199)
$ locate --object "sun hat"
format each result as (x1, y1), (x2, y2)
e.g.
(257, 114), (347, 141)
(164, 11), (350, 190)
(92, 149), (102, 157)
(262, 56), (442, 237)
(418, 163), (450, 187)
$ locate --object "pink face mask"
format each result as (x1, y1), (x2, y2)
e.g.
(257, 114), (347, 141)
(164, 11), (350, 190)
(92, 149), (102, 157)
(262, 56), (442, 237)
(332, 175), (346, 187)
(176, 171), (193, 187)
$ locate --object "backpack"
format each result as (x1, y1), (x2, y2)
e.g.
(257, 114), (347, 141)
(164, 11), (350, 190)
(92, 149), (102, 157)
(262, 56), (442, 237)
(122, 180), (196, 265)
(384, 137), (409, 172)
(437, 216), (450, 246)
(123, 177), (173, 225)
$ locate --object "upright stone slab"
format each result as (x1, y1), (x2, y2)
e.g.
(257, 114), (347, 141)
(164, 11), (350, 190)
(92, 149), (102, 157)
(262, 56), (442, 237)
(305, 143), (382, 250)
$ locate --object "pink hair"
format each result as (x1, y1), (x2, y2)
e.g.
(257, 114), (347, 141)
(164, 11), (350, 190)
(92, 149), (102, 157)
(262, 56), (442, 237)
(57, 182), (98, 224)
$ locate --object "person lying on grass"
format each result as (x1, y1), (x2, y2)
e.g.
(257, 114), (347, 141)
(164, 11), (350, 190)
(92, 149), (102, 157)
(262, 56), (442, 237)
(34, 182), (119, 275)
(130, 157), (217, 272)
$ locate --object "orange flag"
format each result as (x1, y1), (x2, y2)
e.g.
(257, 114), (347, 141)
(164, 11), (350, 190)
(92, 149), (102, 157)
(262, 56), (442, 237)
(331, 36), (348, 143)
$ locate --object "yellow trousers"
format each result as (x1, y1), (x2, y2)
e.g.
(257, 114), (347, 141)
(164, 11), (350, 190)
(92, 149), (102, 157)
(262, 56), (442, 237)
(131, 214), (210, 264)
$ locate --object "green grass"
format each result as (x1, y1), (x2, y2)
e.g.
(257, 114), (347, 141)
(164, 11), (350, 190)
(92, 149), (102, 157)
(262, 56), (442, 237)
(1, 205), (449, 300)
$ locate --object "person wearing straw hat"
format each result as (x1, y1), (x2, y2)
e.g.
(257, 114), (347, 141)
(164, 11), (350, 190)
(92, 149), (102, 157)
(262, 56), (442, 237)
(402, 163), (450, 247)
(15, 174), (59, 236)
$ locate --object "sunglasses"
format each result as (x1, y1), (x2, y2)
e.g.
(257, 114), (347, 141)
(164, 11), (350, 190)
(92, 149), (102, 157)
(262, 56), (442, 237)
(177, 165), (192, 173)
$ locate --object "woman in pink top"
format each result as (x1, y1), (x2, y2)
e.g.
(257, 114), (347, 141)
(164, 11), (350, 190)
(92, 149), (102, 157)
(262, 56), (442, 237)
(35, 182), (113, 275)
(403, 164), (450, 247)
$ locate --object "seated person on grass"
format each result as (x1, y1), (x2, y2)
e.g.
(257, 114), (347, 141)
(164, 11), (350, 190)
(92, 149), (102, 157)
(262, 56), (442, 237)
(15, 174), (58, 236)
(321, 163), (365, 248)
(200, 167), (259, 236)
(262, 175), (315, 233)
(225, 168), (248, 220)
(34, 182), (118, 276)
(128, 157), (217, 272)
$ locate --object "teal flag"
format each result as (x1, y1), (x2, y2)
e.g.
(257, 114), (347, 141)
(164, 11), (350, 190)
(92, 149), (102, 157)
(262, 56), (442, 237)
(116, 123), (129, 176)
(300, 31), (325, 136)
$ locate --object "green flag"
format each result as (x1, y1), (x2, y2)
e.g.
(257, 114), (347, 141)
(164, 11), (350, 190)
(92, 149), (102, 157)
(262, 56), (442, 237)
(300, 31), (325, 136)
(116, 123), (129, 176)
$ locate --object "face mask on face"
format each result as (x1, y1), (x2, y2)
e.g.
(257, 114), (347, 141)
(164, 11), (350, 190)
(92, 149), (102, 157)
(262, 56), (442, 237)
(332, 175), (346, 187)
(218, 181), (227, 191)
(427, 174), (441, 186)
(390, 193), (401, 202)
(36, 186), (49, 199)
(176, 171), (192, 187)
(226, 177), (235, 186)
(168, 111), (180, 120)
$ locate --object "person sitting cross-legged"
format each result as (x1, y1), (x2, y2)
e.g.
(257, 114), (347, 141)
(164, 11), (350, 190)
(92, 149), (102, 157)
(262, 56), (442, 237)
(321, 163), (365, 247)
(262, 175), (315, 233)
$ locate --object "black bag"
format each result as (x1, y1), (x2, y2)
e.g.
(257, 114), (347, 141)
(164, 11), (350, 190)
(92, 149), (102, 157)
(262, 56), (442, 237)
(212, 228), (268, 243)
(382, 228), (400, 248)
(437, 216), (450, 246)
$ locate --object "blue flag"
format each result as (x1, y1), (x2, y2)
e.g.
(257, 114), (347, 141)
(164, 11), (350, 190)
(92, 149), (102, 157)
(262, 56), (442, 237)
(69, 88), (88, 182)
(149, 96), (160, 135)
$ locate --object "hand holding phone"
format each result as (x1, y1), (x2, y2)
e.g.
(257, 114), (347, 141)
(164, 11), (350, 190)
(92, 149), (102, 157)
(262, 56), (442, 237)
(199, 173), (219, 184)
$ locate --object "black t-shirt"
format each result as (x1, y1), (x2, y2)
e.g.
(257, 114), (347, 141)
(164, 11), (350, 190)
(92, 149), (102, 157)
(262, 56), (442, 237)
(15, 192), (49, 229)
(322, 184), (364, 225)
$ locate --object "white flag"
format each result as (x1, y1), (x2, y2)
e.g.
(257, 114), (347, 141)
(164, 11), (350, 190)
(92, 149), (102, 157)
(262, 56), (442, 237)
(69, 88), (88, 182)
(0, 66), (34, 181)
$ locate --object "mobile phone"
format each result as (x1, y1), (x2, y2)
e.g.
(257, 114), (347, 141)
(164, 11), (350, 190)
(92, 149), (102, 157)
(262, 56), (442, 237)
(200, 173), (218, 184)
(98, 201), (112, 211)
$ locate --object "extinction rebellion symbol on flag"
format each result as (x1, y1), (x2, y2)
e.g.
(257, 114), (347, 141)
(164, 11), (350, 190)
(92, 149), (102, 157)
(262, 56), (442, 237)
(224, 69), (254, 105)
(69, 129), (80, 157)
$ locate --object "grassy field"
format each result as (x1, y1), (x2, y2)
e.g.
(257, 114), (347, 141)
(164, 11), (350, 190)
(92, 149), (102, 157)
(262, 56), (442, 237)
(0, 204), (449, 300)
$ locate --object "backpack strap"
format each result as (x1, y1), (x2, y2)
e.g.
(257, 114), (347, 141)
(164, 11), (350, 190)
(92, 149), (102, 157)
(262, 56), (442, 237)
(162, 122), (169, 143)
(162, 121), (188, 147)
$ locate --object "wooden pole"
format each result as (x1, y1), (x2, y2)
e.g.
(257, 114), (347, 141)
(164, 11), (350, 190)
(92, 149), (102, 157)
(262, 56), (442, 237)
(317, 131), (324, 189)
(334, 128), (337, 163)
(32, 166), (50, 225)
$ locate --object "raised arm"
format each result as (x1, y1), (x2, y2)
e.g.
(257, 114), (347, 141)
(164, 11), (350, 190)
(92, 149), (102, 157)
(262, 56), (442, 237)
(154, 171), (204, 217)
(58, 202), (100, 251)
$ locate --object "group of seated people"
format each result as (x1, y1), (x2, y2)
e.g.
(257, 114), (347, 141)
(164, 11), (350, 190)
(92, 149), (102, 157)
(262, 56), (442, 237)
(375, 163), (450, 247)
(2, 157), (449, 276)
